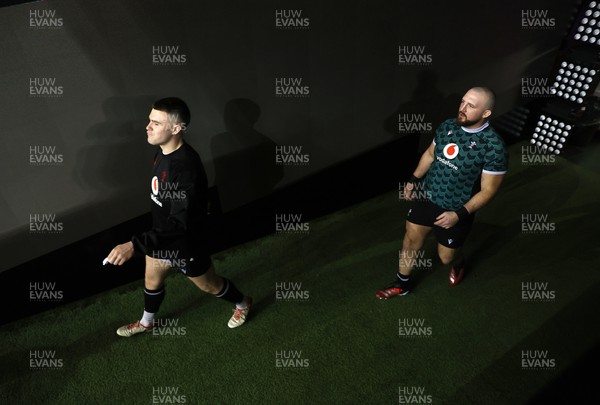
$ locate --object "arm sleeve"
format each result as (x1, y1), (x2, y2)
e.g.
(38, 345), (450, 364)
(131, 161), (196, 257)
(482, 136), (509, 175)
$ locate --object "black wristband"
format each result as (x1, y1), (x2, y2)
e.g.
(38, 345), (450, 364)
(455, 206), (469, 221)
(409, 174), (422, 184)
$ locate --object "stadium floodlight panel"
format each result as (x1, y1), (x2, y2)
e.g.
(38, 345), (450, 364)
(551, 61), (597, 104)
(530, 115), (572, 154)
(574, 1), (600, 45)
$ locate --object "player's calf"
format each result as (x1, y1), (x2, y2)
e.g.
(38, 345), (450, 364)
(188, 268), (253, 328)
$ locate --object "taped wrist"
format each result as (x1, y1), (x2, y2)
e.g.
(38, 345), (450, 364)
(455, 206), (469, 221)
(409, 174), (422, 184)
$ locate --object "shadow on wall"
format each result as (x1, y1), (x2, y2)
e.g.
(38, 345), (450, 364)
(211, 99), (284, 212)
(0, 96), (158, 272)
(384, 70), (461, 147)
(74, 95), (156, 194)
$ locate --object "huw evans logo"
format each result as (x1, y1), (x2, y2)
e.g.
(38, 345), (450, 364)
(151, 250), (187, 269)
(152, 45), (187, 65)
(521, 350), (556, 370)
(398, 318), (432, 337)
(29, 214), (63, 234)
(29, 350), (63, 369)
(521, 78), (553, 97)
(398, 386), (432, 404)
(152, 318), (187, 337)
(30, 145), (64, 165)
(275, 77), (310, 97)
(152, 386), (187, 403)
(275, 10), (309, 29)
(398, 45), (432, 66)
(275, 350), (309, 368)
(399, 250), (432, 270)
(29, 282), (63, 302)
(29, 9), (63, 29)
(29, 78), (63, 97)
(275, 145), (310, 166)
(521, 281), (556, 302)
(150, 179), (187, 207)
(521, 145), (556, 166)
(521, 214), (555, 234)
(399, 182), (432, 202)
(521, 9), (556, 29)
(275, 214), (310, 234)
(398, 113), (433, 133)
(275, 282), (310, 301)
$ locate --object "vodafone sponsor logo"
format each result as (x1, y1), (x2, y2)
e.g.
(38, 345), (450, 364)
(435, 143), (459, 170)
(436, 156), (458, 170)
(150, 175), (185, 207)
(443, 143), (459, 159)
(150, 176), (162, 207)
(151, 176), (159, 195)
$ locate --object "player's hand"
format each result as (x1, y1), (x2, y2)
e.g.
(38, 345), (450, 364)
(404, 182), (415, 201)
(434, 211), (459, 229)
(106, 241), (134, 266)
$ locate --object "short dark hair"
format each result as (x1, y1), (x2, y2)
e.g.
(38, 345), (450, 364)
(470, 87), (496, 111)
(152, 97), (191, 131)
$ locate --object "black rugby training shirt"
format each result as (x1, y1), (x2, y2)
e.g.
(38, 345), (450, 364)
(131, 142), (209, 259)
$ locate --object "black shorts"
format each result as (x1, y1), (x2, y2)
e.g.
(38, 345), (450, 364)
(155, 249), (212, 277)
(406, 200), (474, 248)
(180, 250), (212, 277)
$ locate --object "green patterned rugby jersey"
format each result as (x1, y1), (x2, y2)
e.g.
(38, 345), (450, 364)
(423, 118), (508, 211)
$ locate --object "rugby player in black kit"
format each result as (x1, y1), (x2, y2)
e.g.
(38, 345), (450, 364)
(105, 97), (252, 336)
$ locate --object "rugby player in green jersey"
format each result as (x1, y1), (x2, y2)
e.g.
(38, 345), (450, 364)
(376, 87), (508, 299)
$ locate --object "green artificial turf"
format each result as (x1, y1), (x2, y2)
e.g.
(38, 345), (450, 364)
(1, 141), (599, 404)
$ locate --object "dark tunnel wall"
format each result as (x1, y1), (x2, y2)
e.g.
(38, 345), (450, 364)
(0, 0), (576, 271)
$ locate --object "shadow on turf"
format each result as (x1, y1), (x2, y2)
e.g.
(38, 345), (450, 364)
(161, 292), (274, 329)
(441, 280), (600, 404)
(380, 220), (519, 290)
(0, 321), (124, 400)
(526, 344), (600, 404)
(460, 221), (519, 275)
(0, 293), (272, 401)
(465, 200), (600, 277)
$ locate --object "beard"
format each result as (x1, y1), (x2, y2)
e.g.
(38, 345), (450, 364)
(456, 112), (478, 127)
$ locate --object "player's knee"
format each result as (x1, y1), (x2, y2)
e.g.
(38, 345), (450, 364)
(403, 234), (423, 251)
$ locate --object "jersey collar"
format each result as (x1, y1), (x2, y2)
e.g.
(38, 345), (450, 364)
(461, 121), (489, 133)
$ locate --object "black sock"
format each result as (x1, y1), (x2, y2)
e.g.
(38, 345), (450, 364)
(144, 285), (165, 313)
(396, 273), (410, 290)
(215, 278), (244, 304)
